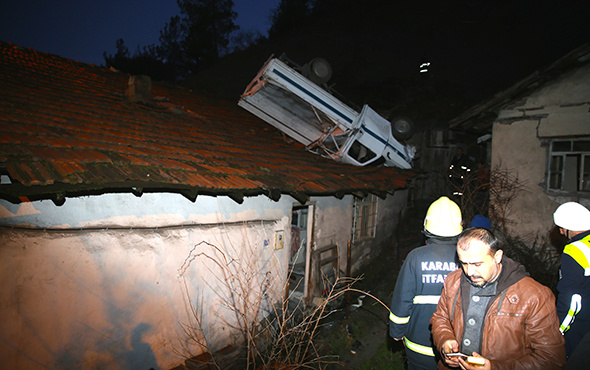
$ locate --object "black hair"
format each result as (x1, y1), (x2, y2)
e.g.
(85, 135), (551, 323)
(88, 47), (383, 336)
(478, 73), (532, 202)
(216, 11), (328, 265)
(457, 227), (500, 254)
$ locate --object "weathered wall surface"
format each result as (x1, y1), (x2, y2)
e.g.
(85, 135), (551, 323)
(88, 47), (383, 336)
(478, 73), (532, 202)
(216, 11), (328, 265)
(310, 190), (407, 276)
(492, 120), (554, 238)
(492, 64), (590, 240)
(0, 192), (290, 229)
(0, 193), (291, 369)
(498, 64), (590, 139)
(0, 190), (407, 369)
(0, 187), (410, 369)
(358, 189), (408, 270)
(312, 195), (353, 271)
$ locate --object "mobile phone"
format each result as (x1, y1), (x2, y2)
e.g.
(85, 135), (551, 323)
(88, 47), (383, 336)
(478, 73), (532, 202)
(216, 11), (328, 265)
(465, 356), (485, 366)
(446, 353), (485, 366)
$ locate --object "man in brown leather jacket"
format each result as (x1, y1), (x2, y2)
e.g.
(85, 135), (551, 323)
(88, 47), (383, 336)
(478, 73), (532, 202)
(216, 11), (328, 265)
(431, 228), (566, 369)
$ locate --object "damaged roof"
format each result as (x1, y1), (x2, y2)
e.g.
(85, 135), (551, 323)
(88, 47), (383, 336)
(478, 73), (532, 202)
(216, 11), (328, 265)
(449, 43), (590, 133)
(0, 42), (412, 204)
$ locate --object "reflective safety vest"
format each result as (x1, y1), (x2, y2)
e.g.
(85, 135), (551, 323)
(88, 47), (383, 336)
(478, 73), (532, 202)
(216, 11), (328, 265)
(564, 236), (590, 277)
(559, 234), (590, 334)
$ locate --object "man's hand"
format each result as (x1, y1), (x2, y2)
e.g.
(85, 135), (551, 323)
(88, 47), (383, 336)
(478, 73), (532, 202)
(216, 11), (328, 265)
(458, 352), (490, 370)
(441, 340), (460, 367)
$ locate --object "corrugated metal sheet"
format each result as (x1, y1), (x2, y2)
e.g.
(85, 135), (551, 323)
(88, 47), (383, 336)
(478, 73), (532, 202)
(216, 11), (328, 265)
(0, 42), (413, 203)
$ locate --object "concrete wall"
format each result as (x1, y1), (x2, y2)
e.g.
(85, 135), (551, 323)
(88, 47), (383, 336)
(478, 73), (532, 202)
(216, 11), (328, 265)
(353, 189), (409, 271)
(312, 195), (353, 270)
(0, 193), (292, 369)
(0, 189), (406, 369)
(491, 64), (590, 240)
(309, 189), (408, 289)
(498, 64), (590, 139)
(492, 119), (555, 238)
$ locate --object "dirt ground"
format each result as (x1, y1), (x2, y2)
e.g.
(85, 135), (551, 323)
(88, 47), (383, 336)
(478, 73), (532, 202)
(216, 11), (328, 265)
(315, 210), (426, 369)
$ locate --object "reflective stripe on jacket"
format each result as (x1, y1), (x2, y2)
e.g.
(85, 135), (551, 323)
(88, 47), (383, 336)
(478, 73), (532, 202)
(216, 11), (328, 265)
(389, 239), (458, 358)
(557, 233), (590, 338)
(560, 294), (582, 333)
(564, 236), (590, 276)
(404, 337), (435, 357)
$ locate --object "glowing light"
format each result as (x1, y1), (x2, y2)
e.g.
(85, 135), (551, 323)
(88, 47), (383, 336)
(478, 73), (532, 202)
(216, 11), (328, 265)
(419, 62), (431, 73)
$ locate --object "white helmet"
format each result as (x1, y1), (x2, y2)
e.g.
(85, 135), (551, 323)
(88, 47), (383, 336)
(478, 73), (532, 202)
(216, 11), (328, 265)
(424, 196), (463, 237)
(553, 202), (590, 231)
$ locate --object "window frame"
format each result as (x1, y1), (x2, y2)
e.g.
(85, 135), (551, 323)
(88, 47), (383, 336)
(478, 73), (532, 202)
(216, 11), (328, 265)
(352, 194), (378, 242)
(547, 138), (590, 193)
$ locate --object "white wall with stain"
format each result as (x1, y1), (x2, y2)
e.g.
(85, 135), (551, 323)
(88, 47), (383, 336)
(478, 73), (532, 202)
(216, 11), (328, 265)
(0, 190), (405, 369)
(0, 193), (292, 369)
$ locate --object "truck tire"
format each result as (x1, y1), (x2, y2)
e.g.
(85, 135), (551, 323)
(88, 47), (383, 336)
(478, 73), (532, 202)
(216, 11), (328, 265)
(390, 117), (414, 141)
(303, 58), (332, 85)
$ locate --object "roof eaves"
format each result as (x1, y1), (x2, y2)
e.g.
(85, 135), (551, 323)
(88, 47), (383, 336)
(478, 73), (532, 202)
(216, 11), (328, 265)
(449, 43), (590, 132)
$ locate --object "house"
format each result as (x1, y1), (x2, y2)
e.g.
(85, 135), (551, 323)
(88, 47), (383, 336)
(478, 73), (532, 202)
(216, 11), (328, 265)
(0, 42), (412, 369)
(449, 44), (590, 241)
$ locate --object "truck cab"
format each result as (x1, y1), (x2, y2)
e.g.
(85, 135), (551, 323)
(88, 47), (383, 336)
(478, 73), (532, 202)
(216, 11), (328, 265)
(238, 56), (415, 169)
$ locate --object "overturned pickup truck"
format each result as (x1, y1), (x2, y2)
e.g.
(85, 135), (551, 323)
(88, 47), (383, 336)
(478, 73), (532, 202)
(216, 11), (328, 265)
(238, 56), (415, 169)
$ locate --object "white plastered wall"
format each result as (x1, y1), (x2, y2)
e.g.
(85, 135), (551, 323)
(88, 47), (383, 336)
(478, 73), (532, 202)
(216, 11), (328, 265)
(0, 193), (292, 370)
(0, 189), (405, 369)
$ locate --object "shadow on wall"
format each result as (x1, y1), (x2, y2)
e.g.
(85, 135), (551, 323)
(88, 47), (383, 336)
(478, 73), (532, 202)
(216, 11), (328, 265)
(125, 323), (160, 370)
(53, 323), (160, 369)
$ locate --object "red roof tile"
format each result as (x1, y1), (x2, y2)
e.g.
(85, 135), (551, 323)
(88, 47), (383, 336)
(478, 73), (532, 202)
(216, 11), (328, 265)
(0, 42), (413, 203)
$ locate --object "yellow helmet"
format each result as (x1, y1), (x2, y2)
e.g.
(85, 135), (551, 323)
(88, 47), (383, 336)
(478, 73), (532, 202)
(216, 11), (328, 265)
(424, 196), (463, 237)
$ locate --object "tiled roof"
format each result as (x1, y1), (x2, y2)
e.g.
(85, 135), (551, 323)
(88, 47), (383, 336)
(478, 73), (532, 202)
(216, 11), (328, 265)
(0, 42), (412, 204)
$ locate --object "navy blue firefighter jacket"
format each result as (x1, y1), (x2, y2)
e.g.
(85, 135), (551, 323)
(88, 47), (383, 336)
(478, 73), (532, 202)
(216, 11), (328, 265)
(389, 238), (459, 358)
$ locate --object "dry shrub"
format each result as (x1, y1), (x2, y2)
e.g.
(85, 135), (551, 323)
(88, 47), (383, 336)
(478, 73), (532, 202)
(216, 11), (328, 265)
(448, 162), (560, 291)
(175, 230), (368, 369)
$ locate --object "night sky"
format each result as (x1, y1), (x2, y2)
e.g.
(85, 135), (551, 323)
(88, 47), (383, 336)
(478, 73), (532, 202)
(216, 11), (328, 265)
(1, 0), (589, 115)
(0, 0), (280, 66)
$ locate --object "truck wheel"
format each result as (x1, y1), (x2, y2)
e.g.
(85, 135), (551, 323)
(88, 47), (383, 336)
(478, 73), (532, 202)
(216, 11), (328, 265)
(303, 58), (332, 85)
(390, 117), (414, 141)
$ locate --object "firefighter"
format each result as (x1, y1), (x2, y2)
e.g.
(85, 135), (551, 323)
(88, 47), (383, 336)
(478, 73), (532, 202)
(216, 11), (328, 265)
(553, 202), (590, 368)
(448, 147), (472, 197)
(389, 196), (462, 369)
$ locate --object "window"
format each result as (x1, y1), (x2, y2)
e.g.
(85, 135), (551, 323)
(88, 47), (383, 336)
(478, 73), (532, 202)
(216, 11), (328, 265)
(353, 194), (378, 241)
(347, 140), (377, 164)
(548, 139), (590, 192)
